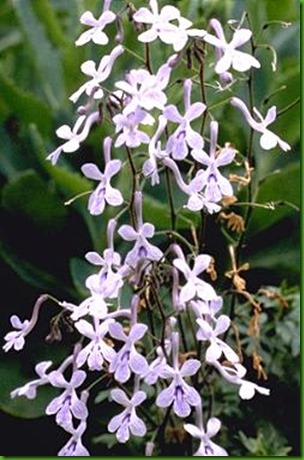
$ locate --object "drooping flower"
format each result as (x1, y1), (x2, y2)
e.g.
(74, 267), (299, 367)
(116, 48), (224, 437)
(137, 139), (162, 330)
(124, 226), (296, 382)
(211, 360), (270, 400)
(230, 97), (291, 151)
(203, 23), (260, 73)
(108, 322), (149, 383)
(46, 369), (88, 429)
(81, 137), (123, 216)
(69, 45), (124, 103)
(3, 314), (31, 352)
(184, 417), (228, 456)
(164, 79), (206, 160)
(108, 388), (147, 443)
(47, 112), (100, 165)
(11, 361), (53, 399)
(75, 9), (116, 47)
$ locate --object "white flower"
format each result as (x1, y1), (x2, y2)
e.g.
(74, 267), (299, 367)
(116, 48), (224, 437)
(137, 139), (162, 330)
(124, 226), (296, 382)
(69, 45), (124, 103)
(75, 10), (116, 46)
(184, 417), (228, 456)
(231, 97), (291, 151)
(204, 24), (260, 73)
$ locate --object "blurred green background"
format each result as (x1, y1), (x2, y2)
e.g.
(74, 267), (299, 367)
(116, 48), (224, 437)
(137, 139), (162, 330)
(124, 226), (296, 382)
(0, 0), (300, 456)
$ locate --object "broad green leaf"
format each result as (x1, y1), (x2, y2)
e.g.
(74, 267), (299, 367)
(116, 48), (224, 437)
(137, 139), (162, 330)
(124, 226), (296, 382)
(0, 126), (28, 178)
(247, 162), (300, 235)
(1, 169), (67, 230)
(12, 0), (64, 110)
(0, 67), (52, 136)
(0, 240), (73, 296)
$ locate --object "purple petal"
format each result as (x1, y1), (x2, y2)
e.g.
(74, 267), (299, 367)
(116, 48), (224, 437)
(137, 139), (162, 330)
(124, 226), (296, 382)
(129, 412), (147, 437)
(109, 322), (127, 341)
(206, 417), (221, 437)
(180, 359), (201, 377)
(156, 383), (175, 408)
(111, 388), (130, 406)
(118, 225), (138, 241)
(163, 105), (182, 123)
(129, 323), (148, 342)
(129, 351), (149, 375)
(104, 159), (122, 178)
(81, 163), (103, 181)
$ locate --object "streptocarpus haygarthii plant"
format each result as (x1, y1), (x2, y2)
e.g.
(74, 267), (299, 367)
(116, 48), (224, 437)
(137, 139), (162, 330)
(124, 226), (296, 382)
(3, 0), (296, 456)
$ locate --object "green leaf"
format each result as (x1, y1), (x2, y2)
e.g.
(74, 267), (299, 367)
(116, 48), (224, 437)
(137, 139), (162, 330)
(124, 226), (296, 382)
(0, 240), (72, 296)
(1, 169), (67, 230)
(0, 67), (52, 136)
(12, 0), (64, 110)
(0, 359), (57, 418)
(248, 162), (300, 235)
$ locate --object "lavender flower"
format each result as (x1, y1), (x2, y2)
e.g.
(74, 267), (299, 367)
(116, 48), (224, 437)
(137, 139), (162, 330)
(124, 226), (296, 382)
(85, 250), (123, 299)
(58, 419), (90, 456)
(173, 249), (217, 303)
(156, 332), (201, 417)
(81, 137), (123, 216)
(75, 9), (116, 47)
(62, 292), (109, 321)
(75, 318), (116, 371)
(184, 417), (228, 456)
(69, 45), (124, 103)
(113, 107), (154, 148)
(46, 369), (88, 429)
(191, 121), (236, 203)
(58, 391), (90, 456)
(204, 23), (260, 73)
(164, 79), (206, 160)
(231, 97), (291, 151)
(115, 63), (172, 114)
(108, 322), (148, 383)
(108, 388), (147, 443)
(196, 315), (240, 363)
(3, 314), (30, 352)
(118, 191), (163, 269)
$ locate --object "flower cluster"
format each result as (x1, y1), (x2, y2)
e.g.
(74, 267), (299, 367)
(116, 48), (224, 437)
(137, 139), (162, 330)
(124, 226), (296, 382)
(3, 0), (292, 456)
